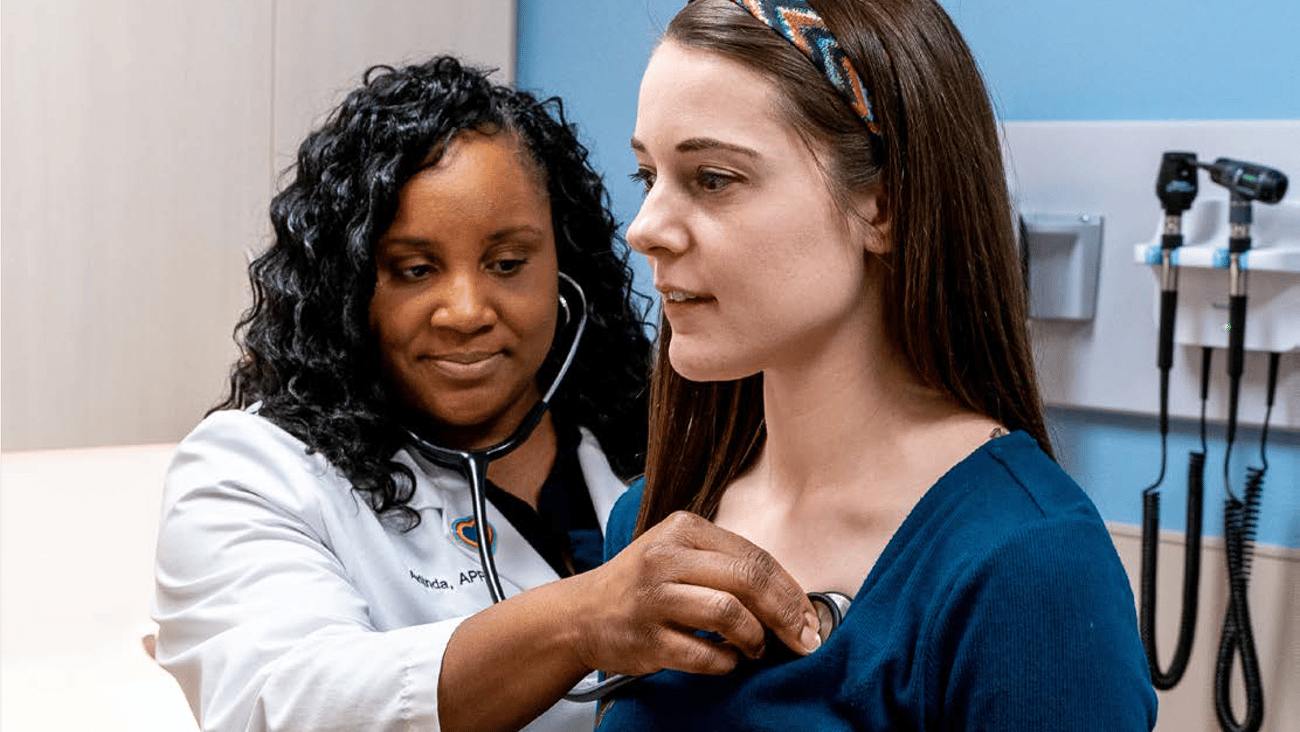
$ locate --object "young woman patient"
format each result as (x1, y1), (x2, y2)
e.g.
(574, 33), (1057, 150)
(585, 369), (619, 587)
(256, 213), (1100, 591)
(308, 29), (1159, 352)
(597, 0), (1157, 729)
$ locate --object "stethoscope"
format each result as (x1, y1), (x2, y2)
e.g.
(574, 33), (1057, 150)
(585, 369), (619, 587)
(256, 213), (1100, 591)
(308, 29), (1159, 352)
(404, 271), (854, 701)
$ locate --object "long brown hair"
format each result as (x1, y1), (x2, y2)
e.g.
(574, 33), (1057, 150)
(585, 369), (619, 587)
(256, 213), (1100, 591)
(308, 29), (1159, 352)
(636, 0), (1050, 536)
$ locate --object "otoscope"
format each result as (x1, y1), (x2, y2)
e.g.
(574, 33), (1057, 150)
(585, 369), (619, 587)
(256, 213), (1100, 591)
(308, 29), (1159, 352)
(1139, 151), (1203, 689)
(1199, 157), (1288, 456)
(1197, 156), (1287, 732)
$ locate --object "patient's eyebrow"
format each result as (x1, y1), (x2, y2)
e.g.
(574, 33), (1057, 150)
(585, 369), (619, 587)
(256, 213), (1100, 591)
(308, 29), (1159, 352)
(631, 136), (760, 158)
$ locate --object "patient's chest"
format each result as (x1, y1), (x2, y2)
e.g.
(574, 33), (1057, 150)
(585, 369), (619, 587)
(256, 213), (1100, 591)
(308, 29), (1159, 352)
(713, 477), (919, 598)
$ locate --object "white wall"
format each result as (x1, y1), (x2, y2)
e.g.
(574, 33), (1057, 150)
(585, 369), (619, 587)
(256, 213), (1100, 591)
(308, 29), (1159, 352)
(1, 0), (516, 451)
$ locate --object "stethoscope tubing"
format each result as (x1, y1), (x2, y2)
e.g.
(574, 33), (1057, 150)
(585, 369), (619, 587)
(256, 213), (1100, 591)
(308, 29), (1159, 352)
(467, 451), (508, 603)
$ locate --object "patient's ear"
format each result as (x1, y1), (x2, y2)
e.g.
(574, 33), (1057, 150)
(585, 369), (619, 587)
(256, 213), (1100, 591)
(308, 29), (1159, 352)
(851, 185), (891, 255)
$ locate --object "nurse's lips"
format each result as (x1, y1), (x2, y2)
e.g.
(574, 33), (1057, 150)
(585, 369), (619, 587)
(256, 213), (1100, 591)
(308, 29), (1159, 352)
(424, 350), (504, 378)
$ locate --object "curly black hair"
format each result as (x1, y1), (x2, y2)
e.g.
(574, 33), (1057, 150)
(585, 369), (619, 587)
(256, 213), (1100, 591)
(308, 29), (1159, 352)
(216, 56), (652, 529)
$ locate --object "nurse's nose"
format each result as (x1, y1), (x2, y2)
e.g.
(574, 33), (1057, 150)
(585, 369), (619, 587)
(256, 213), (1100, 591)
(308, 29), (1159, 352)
(431, 271), (496, 333)
(626, 181), (689, 259)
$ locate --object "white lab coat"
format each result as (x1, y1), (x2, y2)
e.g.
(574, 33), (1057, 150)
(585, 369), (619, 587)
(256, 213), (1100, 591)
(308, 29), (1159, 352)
(152, 408), (628, 732)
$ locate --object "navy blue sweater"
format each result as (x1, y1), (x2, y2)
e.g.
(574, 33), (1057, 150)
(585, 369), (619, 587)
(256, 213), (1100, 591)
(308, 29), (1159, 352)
(597, 431), (1157, 731)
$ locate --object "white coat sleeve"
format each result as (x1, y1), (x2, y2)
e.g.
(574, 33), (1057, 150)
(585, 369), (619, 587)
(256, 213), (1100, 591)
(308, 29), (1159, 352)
(152, 413), (463, 732)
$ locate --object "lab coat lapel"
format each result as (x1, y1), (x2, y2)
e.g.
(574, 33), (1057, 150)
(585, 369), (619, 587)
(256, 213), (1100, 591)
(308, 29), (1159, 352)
(576, 427), (628, 535)
(437, 473), (561, 599)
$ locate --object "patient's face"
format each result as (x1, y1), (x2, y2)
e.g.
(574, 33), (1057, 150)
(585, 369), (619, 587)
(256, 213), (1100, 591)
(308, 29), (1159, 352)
(628, 41), (882, 382)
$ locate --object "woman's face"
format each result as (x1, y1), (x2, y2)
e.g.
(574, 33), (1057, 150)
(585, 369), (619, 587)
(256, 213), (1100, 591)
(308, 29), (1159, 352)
(628, 41), (886, 382)
(370, 132), (559, 447)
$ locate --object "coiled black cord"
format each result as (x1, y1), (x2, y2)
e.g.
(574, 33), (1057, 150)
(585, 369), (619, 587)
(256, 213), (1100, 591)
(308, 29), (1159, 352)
(1213, 351), (1279, 732)
(1140, 346), (1210, 688)
(1215, 473), (1264, 732)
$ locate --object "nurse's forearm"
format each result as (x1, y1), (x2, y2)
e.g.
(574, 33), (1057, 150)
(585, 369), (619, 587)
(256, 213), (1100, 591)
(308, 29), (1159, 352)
(437, 577), (592, 732)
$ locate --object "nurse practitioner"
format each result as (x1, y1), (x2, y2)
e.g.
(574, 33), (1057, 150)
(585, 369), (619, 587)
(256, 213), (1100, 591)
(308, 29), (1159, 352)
(152, 56), (819, 732)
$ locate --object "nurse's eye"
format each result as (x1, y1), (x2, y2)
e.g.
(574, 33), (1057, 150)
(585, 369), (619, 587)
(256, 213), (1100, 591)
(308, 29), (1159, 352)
(629, 168), (655, 195)
(398, 263), (435, 281)
(695, 169), (736, 192)
(487, 257), (527, 276)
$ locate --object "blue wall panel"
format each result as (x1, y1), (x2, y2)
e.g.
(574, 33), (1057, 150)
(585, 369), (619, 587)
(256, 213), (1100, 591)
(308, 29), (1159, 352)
(1049, 406), (1299, 547)
(943, 1), (1300, 120)
(517, 0), (673, 289)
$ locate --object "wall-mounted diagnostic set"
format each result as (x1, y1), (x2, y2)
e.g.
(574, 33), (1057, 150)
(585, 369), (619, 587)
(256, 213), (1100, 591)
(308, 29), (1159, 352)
(1135, 152), (1291, 732)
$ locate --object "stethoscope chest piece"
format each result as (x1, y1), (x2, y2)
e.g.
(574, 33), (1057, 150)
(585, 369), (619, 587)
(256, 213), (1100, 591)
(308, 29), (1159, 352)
(808, 591), (853, 643)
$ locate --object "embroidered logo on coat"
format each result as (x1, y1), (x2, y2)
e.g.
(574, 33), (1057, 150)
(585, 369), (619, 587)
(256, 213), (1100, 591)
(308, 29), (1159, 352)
(451, 515), (497, 555)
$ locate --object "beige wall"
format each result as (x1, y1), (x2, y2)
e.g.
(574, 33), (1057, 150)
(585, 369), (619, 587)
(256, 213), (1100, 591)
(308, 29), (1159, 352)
(1, 444), (195, 731)
(1110, 524), (1300, 732)
(1, 0), (515, 451)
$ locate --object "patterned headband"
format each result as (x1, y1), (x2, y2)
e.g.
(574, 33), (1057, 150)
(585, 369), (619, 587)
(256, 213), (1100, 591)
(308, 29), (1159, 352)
(723, 0), (881, 136)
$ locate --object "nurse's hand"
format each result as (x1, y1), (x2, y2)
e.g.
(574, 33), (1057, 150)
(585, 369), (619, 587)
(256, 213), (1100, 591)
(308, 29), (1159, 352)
(438, 511), (818, 732)
(572, 510), (820, 677)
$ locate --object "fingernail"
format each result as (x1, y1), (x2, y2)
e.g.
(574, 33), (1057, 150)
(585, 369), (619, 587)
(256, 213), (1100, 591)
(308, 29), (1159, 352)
(800, 618), (821, 654)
